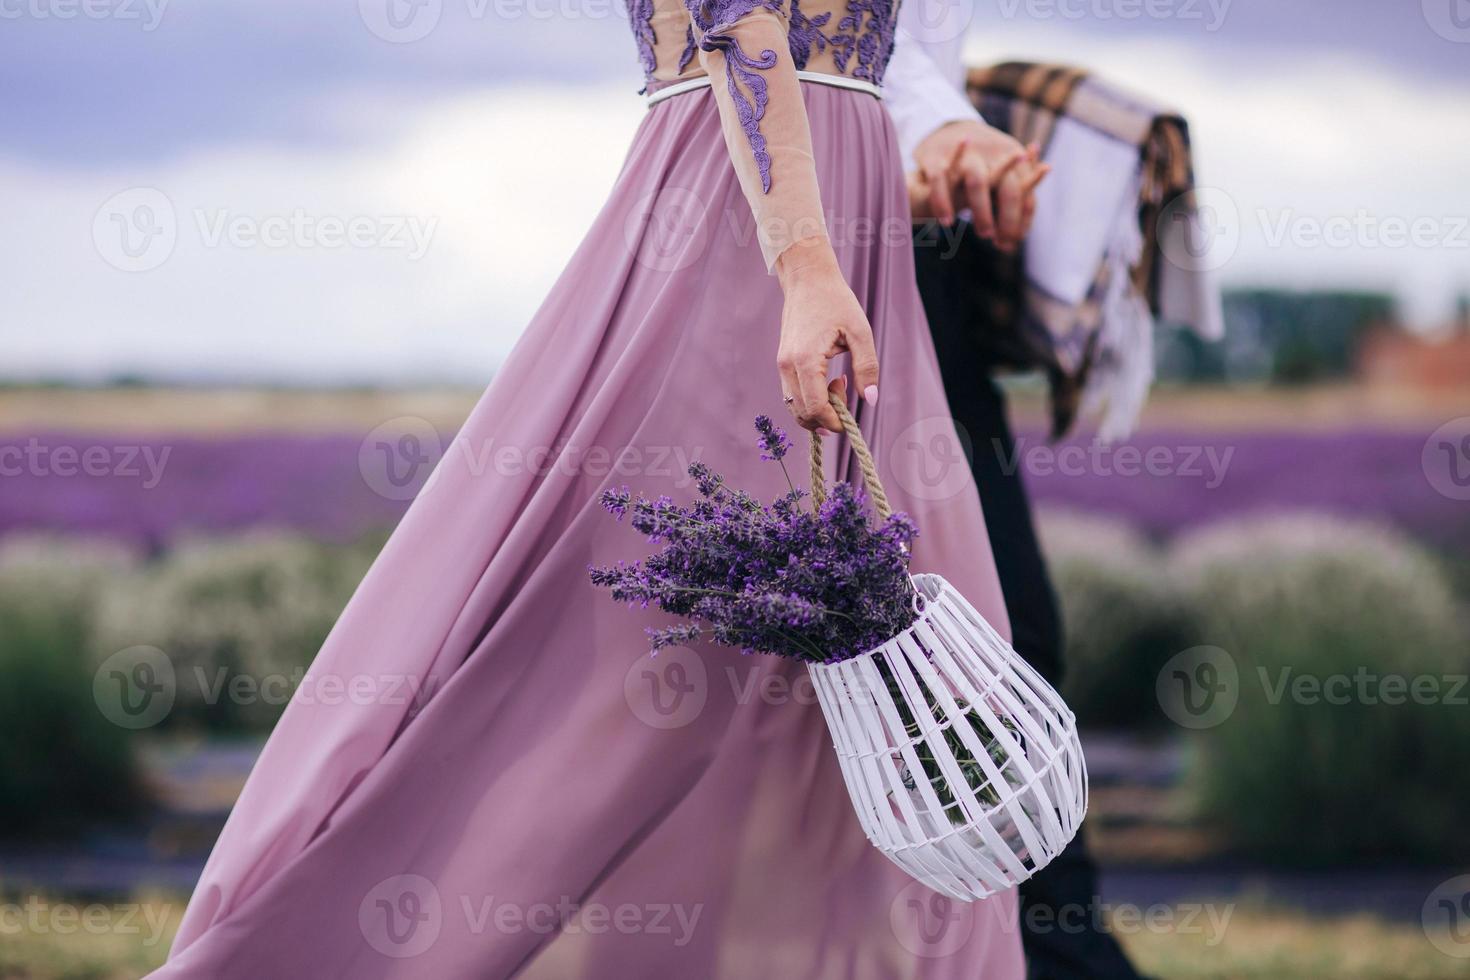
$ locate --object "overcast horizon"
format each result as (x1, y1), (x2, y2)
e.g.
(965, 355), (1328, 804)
(3, 0), (1467, 384)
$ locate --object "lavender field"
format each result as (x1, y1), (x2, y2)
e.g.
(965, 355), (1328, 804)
(3, 423), (1466, 558)
(1022, 428), (1468, 553)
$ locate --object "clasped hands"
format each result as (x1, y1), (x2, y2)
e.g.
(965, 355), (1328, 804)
(775, 121), (1049, 434)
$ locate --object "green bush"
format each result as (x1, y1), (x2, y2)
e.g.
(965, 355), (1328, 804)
(91, 531), (376, 731)
(0, 537), (146, 837)
(1035, 509), (1200, 729)
(1171, 513), (1470, 865)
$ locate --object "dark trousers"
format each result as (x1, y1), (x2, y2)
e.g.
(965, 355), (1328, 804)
(913, 224), (1144, 980)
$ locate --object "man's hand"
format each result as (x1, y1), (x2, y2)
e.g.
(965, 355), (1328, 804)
(908, 120), (1050, 252)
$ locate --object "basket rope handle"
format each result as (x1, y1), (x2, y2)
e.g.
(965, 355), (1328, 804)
(808, 389), (893, 519)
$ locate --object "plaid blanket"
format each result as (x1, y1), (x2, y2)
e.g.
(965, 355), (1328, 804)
(960, 61), (1221, 439)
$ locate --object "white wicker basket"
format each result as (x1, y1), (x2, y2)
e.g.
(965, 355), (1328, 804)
(806, 395), (1088, 902)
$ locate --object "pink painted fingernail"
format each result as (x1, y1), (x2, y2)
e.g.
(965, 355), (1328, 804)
(863, 385), (879, 407)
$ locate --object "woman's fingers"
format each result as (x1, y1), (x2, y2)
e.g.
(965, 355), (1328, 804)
(778, 348), (838, 432)
(922, 159), (955, 226)
(955, 142), (997, 239)
(906, 170), (934, 221)
(846, 320), (880, 407)
(797, 354), (843, 432)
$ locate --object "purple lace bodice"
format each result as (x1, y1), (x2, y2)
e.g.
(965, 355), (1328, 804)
(630, 0), (899, 95)
(627, 0), (897, 196)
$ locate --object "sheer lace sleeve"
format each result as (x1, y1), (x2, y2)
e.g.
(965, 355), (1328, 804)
(687, 0), (828, 270)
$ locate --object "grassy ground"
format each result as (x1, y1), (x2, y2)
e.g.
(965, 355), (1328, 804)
(1, 381), (1462, 435)
(0, 893), (177, 980)
(1120, 903), (1470, 979)
(1, 896), (1466, 979)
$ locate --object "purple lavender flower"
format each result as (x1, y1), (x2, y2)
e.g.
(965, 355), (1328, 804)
(599, 487), (632, 521)
(754, 415), (791, 461)
(590, 416), (920, 664)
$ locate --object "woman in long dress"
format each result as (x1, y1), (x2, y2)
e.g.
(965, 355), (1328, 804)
(153, 0), (1026, 975)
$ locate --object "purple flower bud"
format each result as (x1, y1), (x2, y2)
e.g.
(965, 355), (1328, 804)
(754, 415), (791, 462)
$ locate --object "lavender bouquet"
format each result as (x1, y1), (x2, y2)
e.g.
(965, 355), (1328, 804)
(590, 417), (919, 664)
(591, 416), (1014, 822)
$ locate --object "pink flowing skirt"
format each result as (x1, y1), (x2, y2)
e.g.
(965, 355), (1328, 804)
(155, 83), (1024, 979)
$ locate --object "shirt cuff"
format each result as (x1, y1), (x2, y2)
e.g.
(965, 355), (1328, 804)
(883, 32), (984, 171)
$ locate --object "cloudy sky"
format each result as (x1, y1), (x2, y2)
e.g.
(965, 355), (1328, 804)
(2, 0), (1467, 383)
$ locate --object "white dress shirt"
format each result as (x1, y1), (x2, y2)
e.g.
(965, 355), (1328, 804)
(882, 0), (983, 170)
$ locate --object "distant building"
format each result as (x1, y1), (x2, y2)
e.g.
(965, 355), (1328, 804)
(1357, 305), (1470, 389)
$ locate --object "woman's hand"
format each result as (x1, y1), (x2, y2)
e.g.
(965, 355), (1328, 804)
(774, 236), (879, 433)
(908, 121), (1050, 252)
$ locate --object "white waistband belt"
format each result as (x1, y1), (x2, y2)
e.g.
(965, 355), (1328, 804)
(647, 71), (882, 107)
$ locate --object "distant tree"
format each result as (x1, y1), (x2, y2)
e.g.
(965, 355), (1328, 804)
(1155, 288), (1396, 384)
